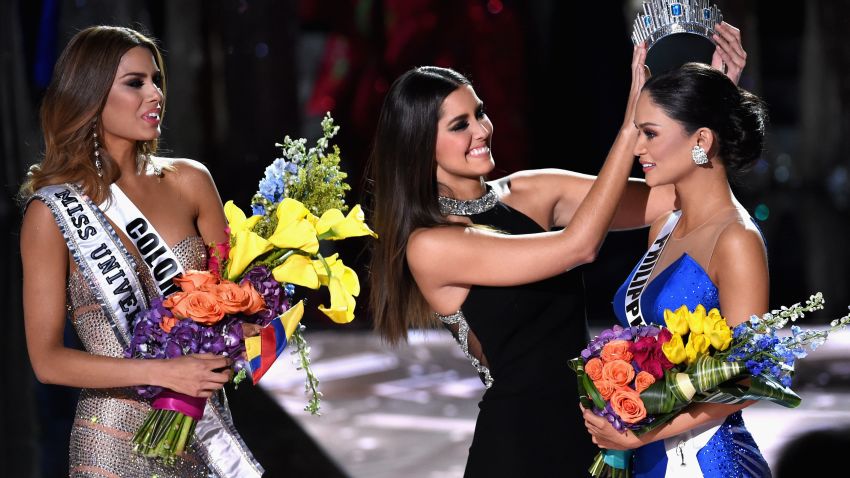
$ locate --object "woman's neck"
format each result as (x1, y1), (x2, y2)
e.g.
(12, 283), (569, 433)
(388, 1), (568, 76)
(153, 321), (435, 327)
(438, 176), (486, 200)
(673, 171), (736, 235)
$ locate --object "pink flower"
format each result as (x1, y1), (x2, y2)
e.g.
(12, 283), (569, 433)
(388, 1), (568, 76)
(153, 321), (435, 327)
(207, 234), (231, 278)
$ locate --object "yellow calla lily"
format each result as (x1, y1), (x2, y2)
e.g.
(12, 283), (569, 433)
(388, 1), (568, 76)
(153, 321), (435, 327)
(268, 218), (319, 254)
(315, 205), (377, 240)
(686, 304), (707, 335)
(685, 333), (711, 364)
(275, 198), (312, 228)
(226, 230), (274, 280)
(661, 333), (687, 365)
(318, 276), (356, 323)
(224, 201), (262, 233)
(664, 306), (691, 336)
(272, 254), (320, 289)
(312, 253), (360, 296)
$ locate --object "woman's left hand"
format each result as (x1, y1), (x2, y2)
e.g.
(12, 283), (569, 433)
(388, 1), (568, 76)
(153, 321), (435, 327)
(582, 406), (643, 451)
(711, 22), (747, 85)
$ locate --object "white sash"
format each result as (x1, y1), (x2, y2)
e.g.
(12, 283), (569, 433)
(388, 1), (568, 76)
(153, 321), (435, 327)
(33, 184), (147, 345)
(32, 184), (263, 478)
(623, 211), (681, 326)
(101, 183), (184, 296)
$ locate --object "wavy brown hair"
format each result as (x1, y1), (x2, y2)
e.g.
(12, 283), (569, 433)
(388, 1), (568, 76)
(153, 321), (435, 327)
(20, 26), (166, 204)
(367, 66), (471, 344)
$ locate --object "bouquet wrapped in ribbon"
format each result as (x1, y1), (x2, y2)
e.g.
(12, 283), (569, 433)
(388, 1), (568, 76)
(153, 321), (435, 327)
(570, 293), (850, 478)
(125, 113), (376, 462)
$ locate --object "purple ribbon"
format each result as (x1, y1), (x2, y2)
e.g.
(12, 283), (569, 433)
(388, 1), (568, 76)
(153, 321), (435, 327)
(151, 390), (207, 420)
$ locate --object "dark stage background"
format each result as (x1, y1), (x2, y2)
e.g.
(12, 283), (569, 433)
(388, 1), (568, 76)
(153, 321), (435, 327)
(2, 0), (849, 476)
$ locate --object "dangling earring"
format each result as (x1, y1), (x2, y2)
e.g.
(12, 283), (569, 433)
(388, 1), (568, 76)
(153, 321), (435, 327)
(691, 144), (709, 165)
(92, 121), (103, 177)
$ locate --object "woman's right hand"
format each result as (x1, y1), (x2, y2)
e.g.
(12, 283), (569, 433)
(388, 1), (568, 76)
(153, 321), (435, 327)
(623, 42), (649, 128)
(153, 354), (232, 398)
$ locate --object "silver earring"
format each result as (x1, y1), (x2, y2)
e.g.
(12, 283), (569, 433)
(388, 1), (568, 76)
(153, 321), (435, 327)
(92, 121), (103, 177)
(691, 145), (708, 165)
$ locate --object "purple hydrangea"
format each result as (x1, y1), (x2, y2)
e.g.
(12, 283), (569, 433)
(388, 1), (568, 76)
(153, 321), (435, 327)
(242, 265), (292, 326)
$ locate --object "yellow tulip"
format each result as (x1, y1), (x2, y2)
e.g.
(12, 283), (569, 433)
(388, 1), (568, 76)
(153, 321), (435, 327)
(318, 276), (356, 323)
(664, 306), (691, 336)
(315, 205), (377, 240)
(226, 230), (273, 280)
(272, 254), (320, 289)
(312, 253), (360, 296)
(686, 304), (707, 334)
(224, 201), (262, 233)
(685, 333), (711, 364)
(268, 218), (319, 254)
(662, 333), (687, 365)
(706, 319), (733, 351)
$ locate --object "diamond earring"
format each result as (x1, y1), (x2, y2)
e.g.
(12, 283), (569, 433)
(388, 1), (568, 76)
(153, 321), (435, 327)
(692, 145), (709, 165)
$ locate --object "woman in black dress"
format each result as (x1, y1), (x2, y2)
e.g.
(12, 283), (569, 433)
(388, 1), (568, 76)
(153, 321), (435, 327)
(367, 44), (663, 476)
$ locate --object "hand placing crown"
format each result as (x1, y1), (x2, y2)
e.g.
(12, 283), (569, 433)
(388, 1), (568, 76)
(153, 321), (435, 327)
(629, 0), (746, 84)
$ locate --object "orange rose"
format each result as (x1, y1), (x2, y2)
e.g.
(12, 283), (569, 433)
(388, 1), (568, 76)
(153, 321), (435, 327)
(593, 379), (617, 401)
(162, 291), (187, 310)
(602, 359), (636, 387)
(209, 281), (253, 314)
(174, 270), (220, 292)
(168, 290), (225, 325)
(601, 340), (634, 363)
(240, 281), (266, 315)
(634, 371), (656, 393)
(585, 358), (604, 381)
(160, 315), (179, 333)
(610, 388), (647, 424)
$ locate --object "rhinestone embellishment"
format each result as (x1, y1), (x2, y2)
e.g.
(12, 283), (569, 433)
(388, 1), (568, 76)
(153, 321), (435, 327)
(435, 310), (494, 388)
(437, 187), (498, 216)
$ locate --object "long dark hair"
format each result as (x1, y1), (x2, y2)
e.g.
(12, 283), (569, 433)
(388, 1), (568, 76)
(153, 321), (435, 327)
(642, 62), (767, 177)
(368, 66), (471, 344)
(21, 26), (166, 204)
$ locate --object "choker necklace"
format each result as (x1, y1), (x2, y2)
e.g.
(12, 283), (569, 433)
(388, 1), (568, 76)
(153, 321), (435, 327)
(438, 186), (498, 216)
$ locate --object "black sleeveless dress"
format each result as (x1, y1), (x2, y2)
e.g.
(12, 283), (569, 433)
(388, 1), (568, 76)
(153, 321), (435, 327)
(449, 198), (597, 477)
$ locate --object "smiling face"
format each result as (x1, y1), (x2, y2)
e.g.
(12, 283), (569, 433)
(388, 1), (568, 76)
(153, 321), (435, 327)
(100, 46), (164, 152)
(633, 93), (706, 188)
(434, 85), (494, 189)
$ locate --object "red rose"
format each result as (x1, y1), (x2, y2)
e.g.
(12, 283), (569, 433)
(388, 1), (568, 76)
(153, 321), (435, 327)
(630, 335), (674, 380)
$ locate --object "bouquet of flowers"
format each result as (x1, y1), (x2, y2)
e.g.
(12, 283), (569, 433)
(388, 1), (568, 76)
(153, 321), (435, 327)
(125, 113), (376, 462)
(570, 293), (850, 478)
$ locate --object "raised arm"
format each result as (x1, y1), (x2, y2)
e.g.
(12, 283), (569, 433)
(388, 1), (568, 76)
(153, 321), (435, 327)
(408, 45), (648, 291)
(21, 200), (231, 398)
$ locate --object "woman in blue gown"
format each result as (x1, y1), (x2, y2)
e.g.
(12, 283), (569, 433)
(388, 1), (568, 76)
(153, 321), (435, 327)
(582, 63), (773, 477)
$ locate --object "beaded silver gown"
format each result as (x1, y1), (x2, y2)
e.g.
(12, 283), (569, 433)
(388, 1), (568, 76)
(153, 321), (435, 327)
(67, 236), (215, 477)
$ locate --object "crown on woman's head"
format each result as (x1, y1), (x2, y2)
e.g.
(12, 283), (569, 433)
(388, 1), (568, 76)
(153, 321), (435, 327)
(631, 0), (723, 47)
(630, 0), (724, 74)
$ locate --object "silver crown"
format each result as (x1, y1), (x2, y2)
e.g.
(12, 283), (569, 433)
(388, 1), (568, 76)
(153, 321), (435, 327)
(631, 0), (723, 48)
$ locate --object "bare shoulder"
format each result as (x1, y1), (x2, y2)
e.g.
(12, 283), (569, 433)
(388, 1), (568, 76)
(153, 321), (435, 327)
(158, 157), (220, 203)
(714, 212), (766, 261)
(20, 199), (66, 256)
(160, 157), (215, 185)
(500, 169), (589, 194)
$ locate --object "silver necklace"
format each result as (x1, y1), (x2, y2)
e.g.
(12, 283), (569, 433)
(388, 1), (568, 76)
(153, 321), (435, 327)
(437, 186), (498, 216)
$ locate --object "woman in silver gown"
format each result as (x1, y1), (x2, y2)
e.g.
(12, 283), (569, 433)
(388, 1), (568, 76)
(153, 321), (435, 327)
(20, 26), (261, 477)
